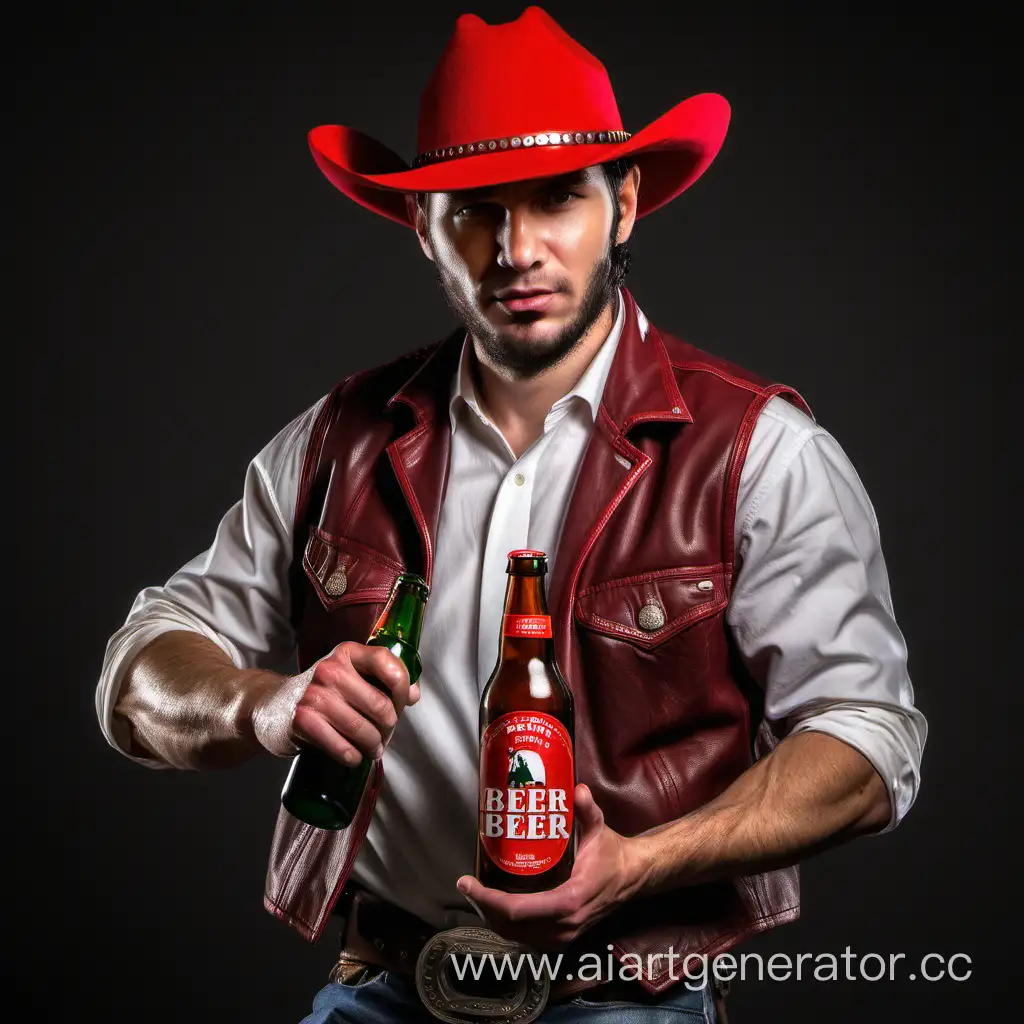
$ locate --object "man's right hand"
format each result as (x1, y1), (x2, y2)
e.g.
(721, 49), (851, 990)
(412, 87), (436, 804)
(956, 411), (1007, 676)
(250, 642), (420, 764)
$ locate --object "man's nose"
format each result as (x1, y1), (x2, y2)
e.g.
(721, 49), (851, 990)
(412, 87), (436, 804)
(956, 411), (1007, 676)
(497, 207), (544, 271)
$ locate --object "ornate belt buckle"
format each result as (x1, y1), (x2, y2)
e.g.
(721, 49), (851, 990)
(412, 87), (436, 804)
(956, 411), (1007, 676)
(415, 925), (550, 1024)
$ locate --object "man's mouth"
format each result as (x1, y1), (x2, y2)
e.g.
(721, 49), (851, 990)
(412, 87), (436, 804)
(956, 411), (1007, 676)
(493, 288), (558, 314)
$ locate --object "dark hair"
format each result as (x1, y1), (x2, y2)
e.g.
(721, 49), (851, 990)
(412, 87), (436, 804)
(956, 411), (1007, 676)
(601, 156), (636, 286)
(413, 155), (637, 284)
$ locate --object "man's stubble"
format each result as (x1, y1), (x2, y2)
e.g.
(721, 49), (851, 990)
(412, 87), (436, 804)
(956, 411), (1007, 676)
(430, 231), (619, 380)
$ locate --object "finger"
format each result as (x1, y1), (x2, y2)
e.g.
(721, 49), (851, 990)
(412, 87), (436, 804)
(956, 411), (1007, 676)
(292, 703), (366, 767)
(457, 876), (578, 924)
(573, 783), (605, 839)
(408, 681), (422, 705)
(336, 671), (399, 737)
(455, 876), (487, 920)
(346, 644), (413, 710)
(295, 678), (386, 760)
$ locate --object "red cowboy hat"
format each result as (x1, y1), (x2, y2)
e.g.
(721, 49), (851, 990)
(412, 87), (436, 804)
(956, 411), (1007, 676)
(309, 6), (730, 227)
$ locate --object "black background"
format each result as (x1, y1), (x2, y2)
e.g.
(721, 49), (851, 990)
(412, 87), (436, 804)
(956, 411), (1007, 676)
(13, 3), (1014, 1021)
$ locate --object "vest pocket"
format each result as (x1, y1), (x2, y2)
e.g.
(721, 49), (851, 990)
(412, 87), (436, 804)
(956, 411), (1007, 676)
(574, 563), (726, 650)
(302, 528), (406, 612)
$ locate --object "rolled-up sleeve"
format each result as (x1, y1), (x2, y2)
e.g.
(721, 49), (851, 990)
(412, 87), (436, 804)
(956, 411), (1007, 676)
(727, 397), (927, 831)
(95, 397), (324, 765)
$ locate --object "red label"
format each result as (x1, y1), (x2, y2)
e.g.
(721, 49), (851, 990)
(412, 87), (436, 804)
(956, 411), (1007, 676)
(503, 614), (552, 638)
(479, 712), (574, 876)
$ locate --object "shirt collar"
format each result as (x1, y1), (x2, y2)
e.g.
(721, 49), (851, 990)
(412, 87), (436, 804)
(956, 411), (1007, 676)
(448, 287), (648, 433)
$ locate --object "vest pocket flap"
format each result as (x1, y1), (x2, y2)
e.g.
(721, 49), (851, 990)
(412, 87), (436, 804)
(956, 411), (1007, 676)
(302, 529), (405, 610)
(575, 564), (727, 649)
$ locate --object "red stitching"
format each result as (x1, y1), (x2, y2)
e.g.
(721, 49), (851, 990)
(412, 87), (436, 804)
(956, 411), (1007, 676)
(723, 384), (810, 575)
(561, 406), (653, 634)
(310, 529), (406, 572)
(578, 563), (724, 596)
(651, 324), (688, 413)
(579, 598), (726, 646)
(386, 425), (434, 585)
(668, 361), (763, 394)
(293, 384), (346, 538)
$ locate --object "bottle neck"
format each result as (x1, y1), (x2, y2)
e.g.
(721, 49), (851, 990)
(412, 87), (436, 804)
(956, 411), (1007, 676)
(371, 585), (426, 650)
(498, 572), (554, 662)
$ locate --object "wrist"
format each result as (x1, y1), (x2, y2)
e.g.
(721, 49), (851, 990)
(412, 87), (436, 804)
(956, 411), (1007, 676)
(240, 668), (297, 756)
(620, 831), (662, 901)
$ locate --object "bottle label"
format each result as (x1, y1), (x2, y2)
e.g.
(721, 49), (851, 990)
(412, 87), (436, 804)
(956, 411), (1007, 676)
(479, 711), (574, 876)
(503, 614), (552, 638)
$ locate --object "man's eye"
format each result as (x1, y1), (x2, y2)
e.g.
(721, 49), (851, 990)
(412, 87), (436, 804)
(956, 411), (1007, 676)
(546, 191), (579, 207)
(455, 202), (491, 217)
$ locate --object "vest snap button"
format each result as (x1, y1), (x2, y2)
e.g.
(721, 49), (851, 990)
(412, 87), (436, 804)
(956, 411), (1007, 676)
(324, 565), (348, 597)
(697, 579), (714, 591)
(637, 602), (666, 631)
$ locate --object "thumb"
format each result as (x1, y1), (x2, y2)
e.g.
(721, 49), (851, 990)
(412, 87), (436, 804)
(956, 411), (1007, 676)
(574, 782), (605, 838)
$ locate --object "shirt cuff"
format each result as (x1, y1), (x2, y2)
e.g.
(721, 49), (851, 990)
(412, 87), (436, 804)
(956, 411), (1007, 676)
(784, 703), (927, 833)
(96, 600), (246, 768)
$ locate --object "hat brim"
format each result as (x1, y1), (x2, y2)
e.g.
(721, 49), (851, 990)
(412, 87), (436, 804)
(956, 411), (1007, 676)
(308, 93), (730, 227)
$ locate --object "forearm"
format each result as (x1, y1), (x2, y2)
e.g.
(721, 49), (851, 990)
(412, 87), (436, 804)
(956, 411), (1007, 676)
(113, 630), (283, 771)
(630, 731), (892, 896)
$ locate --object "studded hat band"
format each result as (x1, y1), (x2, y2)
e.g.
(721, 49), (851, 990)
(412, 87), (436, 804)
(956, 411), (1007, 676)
(413, 129), (632, 168)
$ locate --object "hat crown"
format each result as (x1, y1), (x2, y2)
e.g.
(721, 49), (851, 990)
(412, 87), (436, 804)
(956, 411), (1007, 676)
(417, 6), (623, 156)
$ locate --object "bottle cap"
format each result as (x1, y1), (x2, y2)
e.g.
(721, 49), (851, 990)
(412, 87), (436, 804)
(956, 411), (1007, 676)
(506, 550), (547, 575)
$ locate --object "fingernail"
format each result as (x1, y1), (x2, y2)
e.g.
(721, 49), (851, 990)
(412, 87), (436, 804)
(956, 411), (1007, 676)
(456, 879), (469, 894)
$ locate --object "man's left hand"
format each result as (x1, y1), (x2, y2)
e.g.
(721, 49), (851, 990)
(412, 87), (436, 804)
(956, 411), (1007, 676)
(456, 783), (647, 950)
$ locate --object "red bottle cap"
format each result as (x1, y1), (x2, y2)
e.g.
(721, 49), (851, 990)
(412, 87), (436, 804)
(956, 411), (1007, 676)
(508, 549), (546, 558)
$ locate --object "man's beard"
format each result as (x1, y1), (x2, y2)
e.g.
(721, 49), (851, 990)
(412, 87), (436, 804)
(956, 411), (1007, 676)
(432, 243), (618, 379)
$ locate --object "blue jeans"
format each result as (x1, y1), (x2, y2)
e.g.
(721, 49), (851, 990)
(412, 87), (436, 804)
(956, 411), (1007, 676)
(299, 969), (717, 1023)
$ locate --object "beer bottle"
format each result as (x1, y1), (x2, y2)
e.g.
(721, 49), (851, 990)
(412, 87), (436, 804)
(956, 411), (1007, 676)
(281, 572), (429, 830)
(476, 550), (575, 892)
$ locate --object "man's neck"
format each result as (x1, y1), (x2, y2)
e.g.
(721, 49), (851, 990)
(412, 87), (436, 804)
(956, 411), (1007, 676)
(469, 298), (617, 459)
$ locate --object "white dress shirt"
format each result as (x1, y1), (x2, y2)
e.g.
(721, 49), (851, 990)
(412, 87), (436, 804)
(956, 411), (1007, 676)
(95, 290), (926, 929)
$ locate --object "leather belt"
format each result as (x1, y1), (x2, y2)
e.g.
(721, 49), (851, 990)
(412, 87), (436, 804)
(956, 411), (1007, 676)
(333, 887), (729, 1023)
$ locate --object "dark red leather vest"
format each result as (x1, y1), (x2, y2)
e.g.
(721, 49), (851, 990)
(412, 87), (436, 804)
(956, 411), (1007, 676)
(264, 289), (810, 992)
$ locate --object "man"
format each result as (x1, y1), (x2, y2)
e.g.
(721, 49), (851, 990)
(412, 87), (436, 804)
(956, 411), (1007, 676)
(96, 7), (926, 1023)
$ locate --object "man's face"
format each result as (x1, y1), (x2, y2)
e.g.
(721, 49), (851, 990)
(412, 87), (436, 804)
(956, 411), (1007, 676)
(409, 165), (637, 378)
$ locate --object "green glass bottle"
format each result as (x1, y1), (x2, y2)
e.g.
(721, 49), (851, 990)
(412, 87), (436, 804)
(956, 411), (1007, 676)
(280, 572), (429, 830)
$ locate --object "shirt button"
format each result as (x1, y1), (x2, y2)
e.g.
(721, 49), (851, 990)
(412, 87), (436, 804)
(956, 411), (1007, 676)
(514, 473), (526, 486)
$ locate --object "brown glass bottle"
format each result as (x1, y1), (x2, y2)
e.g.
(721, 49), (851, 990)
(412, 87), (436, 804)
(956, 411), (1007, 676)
(476, 550), (575, 893)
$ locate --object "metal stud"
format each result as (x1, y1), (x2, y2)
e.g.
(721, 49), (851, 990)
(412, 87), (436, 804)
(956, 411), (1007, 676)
(697, 580), (714, 592)
(324, 565), (348, 598)
(637, 602), (666, 632)
(414, 129), (632, 167)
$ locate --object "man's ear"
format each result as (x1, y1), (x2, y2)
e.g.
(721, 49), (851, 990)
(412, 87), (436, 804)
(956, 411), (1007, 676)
(406, 194), (435, 261)
(615, 164), (641, 246)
